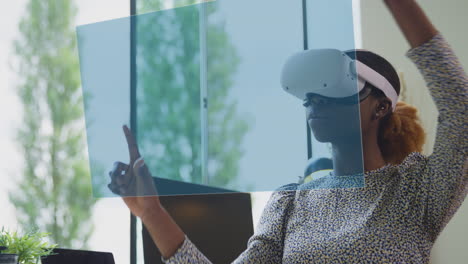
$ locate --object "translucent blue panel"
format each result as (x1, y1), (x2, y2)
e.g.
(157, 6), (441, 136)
(204, 0), (306, 191)
(305, 0), (364, 189)
(77, 0), (363, 197)
(135, 4), (204, 193)
(307, 0), (357, 50)
(77, 18), (131, 197)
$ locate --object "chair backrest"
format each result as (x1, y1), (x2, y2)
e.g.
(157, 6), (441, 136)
(143, 178), (254, 264)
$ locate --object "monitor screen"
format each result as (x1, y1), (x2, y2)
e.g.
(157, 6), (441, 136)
(142, 191), (254, 264)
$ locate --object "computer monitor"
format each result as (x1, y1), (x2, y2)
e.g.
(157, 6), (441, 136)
(42, 248), (115, 264)
(142, 178), (254, 264)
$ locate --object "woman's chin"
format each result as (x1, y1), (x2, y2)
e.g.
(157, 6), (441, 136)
(314, 137), (331, 143)
(311, 130), (334, 143)
(309, 121), (335, 143)
(309, 119), (361, 144)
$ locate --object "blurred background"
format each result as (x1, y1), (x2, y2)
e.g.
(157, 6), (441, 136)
(0, 0), (466, 263)
(360, 1), (468, 262)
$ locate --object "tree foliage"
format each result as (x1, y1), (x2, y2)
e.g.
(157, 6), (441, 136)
(10, 0), (96, 248)
(136, 0), (250, 189)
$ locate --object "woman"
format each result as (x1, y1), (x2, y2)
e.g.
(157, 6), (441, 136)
(109, 0), (467, 262)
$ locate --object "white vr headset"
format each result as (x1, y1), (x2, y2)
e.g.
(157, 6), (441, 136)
(280, 49), (398, 111)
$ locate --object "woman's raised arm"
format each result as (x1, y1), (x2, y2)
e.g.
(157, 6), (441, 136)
(109, 125), (186, 260)
(384, 0), (438, 48)
(384, 0), (468, 240)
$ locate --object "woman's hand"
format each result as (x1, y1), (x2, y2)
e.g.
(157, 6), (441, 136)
(108, 125), (161, 219)
(108, 125), (186, 259)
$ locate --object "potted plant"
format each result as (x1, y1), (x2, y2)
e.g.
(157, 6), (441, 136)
(0, 228), (56, 264)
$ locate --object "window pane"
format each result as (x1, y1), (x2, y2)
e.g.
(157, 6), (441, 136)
(134, 0), (307, 194)
(205, 0), (306, 191)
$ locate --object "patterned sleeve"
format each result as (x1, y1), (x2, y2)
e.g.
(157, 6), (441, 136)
(232, 185), (297, 263)
(162, 184), (297, 263)
(161, 235), (212, 264)
(406, 33), (468, 240)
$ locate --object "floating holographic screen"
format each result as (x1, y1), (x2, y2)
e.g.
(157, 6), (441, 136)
(77, 0), (363, 197)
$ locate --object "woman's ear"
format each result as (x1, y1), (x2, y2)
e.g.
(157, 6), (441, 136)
(373, 98), (392, 120)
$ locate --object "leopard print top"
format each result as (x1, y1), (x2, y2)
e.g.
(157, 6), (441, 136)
(163, 33), (468, 264)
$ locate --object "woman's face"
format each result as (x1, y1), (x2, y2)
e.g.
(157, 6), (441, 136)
(306, 94), (384, 144)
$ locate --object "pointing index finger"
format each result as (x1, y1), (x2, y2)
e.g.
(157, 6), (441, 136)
(123, 125), (141, 162)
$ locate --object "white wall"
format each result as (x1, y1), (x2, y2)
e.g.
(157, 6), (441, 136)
(360, 1), (468, 263)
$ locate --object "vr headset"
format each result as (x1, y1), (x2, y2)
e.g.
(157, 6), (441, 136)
(280, 49), (398, 111)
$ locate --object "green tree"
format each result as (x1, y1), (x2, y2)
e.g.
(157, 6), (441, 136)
(9, 0), (96, 248)
(136, 0), (250, 189)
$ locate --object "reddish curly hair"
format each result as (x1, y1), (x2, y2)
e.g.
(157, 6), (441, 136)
(378, 101), (426, 164)
(346, 50), (426, 165)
